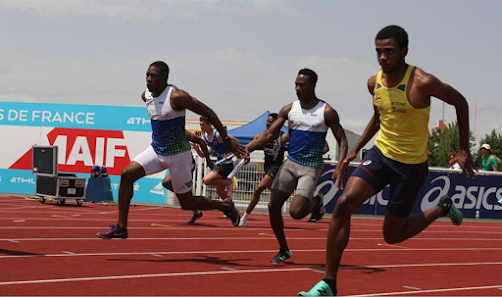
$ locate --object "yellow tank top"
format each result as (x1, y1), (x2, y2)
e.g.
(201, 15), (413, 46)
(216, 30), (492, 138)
(374, 65), (430, 164)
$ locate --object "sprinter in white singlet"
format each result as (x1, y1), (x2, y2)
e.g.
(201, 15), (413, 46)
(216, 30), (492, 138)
(246, 68), (348, 264)
(97, 61), (247, 240)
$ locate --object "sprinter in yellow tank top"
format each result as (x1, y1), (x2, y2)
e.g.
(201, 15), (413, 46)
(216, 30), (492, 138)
(299, 25), (476, 296)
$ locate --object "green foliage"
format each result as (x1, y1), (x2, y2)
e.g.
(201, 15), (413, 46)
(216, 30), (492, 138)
(475, 129), (502, 167)
(428, 122), (475, 167)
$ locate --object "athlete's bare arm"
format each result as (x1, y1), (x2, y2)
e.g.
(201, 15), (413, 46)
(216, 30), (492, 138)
(412, 68), (475, 177)
(169, 88), (247, 159)
(324, 104), (348, 188)
(246, 103), (292, 153)
(341, 76), (381, 176)
(185, 130), (216, 171)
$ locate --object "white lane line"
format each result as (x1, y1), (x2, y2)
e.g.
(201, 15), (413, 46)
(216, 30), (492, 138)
(0, 267), (312, 286)
(221, 267), (236, 271)
(0, 265), (501, 291)
(12, 220), (26, 223)
(1, 224), (501, 235)
(7, 239), (19, 243)
(347, 284), (502, 296)
(402, 286), (422, 290)
(2, 236), (502, 242)
(150, 253), (164, 258)
(61, 251), (75, 255)
(1, 248), (502, 259)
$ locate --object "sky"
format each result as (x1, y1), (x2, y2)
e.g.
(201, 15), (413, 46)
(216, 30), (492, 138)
(1, 0), (501, 148)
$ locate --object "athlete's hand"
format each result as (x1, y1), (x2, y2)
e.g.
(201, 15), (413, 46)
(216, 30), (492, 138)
(207, 159), (218, 172)
(456, 149), (476, 178)
(227, 140), (248, 159)
(331, 166), (343, 190)
(340, 151), (358, 183)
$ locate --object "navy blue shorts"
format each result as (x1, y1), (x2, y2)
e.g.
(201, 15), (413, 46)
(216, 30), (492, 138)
(264, 163), (281, 178)
(217, 162), (234, 177)
(351, 146), (428, 217)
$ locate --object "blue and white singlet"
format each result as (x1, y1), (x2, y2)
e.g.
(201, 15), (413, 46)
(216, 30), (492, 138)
(144, 85), (190, 156)
(287, 100), (328, 168)
(203, 130), (231, 164)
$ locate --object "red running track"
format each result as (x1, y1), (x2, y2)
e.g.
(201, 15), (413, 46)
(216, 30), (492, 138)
(1, 194), (502, 296)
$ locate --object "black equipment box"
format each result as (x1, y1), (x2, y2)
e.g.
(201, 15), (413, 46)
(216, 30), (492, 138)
(36, 174), (86, 206)
(32, 145), (86, 206)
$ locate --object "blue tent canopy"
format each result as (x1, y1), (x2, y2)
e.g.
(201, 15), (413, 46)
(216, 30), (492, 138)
(228, 111), (288, 146)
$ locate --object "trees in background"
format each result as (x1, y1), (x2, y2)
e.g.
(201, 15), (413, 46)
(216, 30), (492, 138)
(427, 122), (475, 168)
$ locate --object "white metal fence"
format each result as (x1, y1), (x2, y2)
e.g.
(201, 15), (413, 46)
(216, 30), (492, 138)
(167, 154), (282, 211)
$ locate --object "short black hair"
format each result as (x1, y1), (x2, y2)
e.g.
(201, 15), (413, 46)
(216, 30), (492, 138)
(269, 113), (278, 121)
(150, 61), (169, 76)
(298, 68), (318, 84)
(376, 25), (409, 48)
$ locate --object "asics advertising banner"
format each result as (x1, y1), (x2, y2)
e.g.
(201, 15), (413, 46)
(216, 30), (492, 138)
(316, 164), (502, 219)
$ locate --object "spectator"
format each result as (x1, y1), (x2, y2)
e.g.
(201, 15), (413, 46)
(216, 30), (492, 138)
(448, 152), (461, 170)
(481, 143), (499, 171)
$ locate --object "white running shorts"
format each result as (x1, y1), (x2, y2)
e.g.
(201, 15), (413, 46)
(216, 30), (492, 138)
(133, 146), (193, 194)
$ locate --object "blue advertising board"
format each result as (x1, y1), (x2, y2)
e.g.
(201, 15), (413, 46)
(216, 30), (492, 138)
(316, 164), (502, 219)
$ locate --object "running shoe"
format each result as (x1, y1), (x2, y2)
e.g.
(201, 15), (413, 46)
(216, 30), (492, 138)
(238, 215), (247, 227)
(437, 195), (463, 226)
(298, 280), (335, 296)
(224, 198), (240, 226)
(97, 225), (127, 239)
(270, 248), (292, 264)
(187, 210), (203, 224)
(309, 194), (325, 222)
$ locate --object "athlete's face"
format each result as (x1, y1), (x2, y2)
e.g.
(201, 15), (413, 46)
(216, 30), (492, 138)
(146, 66), (168, 94)
(266, 116), (275, 129)
(295, 74), (315, 101)
(200, 120), (212, 133)
(375, 38), (407, 73)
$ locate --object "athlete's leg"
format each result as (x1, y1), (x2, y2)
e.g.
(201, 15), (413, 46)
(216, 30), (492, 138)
(176, 191), (227, 211)
(162, 174), (173, 191)
(203, 171), (232, 187)
(246, 174), (274, 214)
(117, 161), (145, 229)
(324, 176), (376, 283)
(381, 161), (435, 244)
(382, 206), (444, 244)
(170, 153), (240, 226)
(215, 184), (230, 200)
(288, 164), (323, 220)
(269, 189), (294, 251)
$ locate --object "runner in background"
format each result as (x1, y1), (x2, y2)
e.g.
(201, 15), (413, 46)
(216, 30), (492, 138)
(162, 130), (217, 224)
(239, 113), (289, 227)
